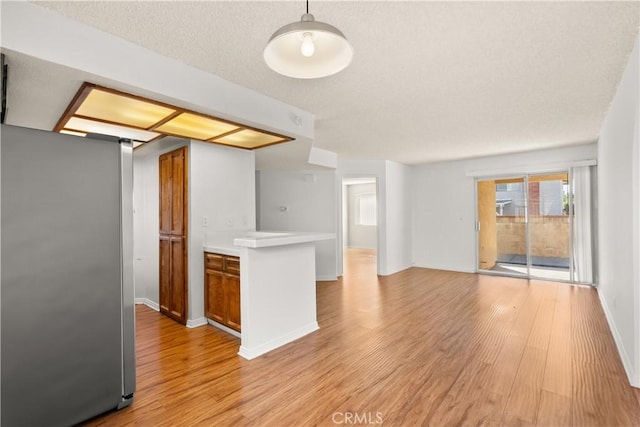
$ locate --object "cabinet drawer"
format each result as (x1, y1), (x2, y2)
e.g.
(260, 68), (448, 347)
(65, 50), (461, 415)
(224, 256), (240, 275)
(204, 253), (224, 270)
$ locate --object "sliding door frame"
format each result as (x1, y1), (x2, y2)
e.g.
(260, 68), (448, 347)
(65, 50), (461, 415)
(475, 170), (575, 283)
(568, 168), (575, 283)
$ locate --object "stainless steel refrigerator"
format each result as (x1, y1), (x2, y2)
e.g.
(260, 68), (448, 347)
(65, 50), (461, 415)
(1, 124), (135, 426)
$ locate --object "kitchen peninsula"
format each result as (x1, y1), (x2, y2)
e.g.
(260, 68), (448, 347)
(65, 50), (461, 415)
(204, 231), (335, 359)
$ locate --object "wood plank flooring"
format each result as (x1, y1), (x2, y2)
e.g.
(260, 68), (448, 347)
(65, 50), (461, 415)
(87, 248), (640, 426)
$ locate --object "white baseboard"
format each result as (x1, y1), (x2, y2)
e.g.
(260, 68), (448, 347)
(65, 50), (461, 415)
(135, 298), (159, 312)
(186, 317), (207, 328)
(316, 275), (337, 282)
(207, 319), (241, 338)
(134, 300), (209, 329)
(380, 263), (413, 276)
(411, 263), (476, 274)
(238, 321), (319, 360)
(598, 289), (638, 387)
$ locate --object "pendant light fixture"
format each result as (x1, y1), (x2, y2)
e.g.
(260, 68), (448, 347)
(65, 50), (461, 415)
(264, 0), (353, 79)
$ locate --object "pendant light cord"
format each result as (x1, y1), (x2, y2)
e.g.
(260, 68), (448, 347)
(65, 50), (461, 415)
(306, 0), (309, 14)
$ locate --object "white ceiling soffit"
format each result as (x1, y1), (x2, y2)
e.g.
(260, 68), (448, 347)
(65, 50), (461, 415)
(14, 1), (640, 166)
(1, 48), (319, 170)
(343, 177), (377, 186)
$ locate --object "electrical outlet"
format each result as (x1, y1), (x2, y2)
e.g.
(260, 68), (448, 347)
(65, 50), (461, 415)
(202, 216), (208, 227)
(226, 218), (233, 227)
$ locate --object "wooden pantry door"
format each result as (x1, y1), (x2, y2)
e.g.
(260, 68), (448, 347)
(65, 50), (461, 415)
(159, 146), (188, 324)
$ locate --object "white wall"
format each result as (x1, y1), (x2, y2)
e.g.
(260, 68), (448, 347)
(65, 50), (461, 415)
(385, 161), (413, 274)
(189, 141), (256, 323)
(346, 183), (377, 249)
(133, 139), (256, 324)
(257, 170), (337, 281)
(597, 34), (640, 387)
(411, 143), (598, 273)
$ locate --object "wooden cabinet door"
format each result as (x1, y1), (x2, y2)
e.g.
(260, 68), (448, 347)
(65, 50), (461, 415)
(169, 236), (187, 323)
(159, 235), (171, 314)
(159, 147), (187, 235)
(159, 235), (187, 324)
(170, 149), (186, 236)
(225, 273), (241, 332)
(159, 154), (172, 235)
(159, 146), (188, 325)
(204, 253), (241, 332)
(205, 269), (225, 325)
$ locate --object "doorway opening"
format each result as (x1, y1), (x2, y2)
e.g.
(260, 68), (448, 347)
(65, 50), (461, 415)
(341, 177), (378, 277)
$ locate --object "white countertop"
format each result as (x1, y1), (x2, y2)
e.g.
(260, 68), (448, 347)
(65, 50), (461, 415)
(203, 231), (335, 254)
(234, 231), (335, 248)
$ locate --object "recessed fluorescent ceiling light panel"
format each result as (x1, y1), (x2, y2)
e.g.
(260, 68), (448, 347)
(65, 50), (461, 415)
(214, 129), (287, 149)
(54, 82), (294, 149)
(154, 112), (239, 140)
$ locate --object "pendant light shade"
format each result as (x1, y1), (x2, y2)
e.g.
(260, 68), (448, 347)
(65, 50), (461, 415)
(264, 12), (353, 79)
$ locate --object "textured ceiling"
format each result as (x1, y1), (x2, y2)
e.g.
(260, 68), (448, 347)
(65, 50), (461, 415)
(11, 1), (640, 165)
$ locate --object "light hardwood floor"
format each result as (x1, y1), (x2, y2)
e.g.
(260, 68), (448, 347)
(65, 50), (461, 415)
(88, 248), (640, 426)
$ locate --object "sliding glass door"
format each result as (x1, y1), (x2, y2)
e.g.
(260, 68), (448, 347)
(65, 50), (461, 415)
(527, 173), (571, 281)
(478, 177), (528, 277)
(477, 172), (573, 281)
